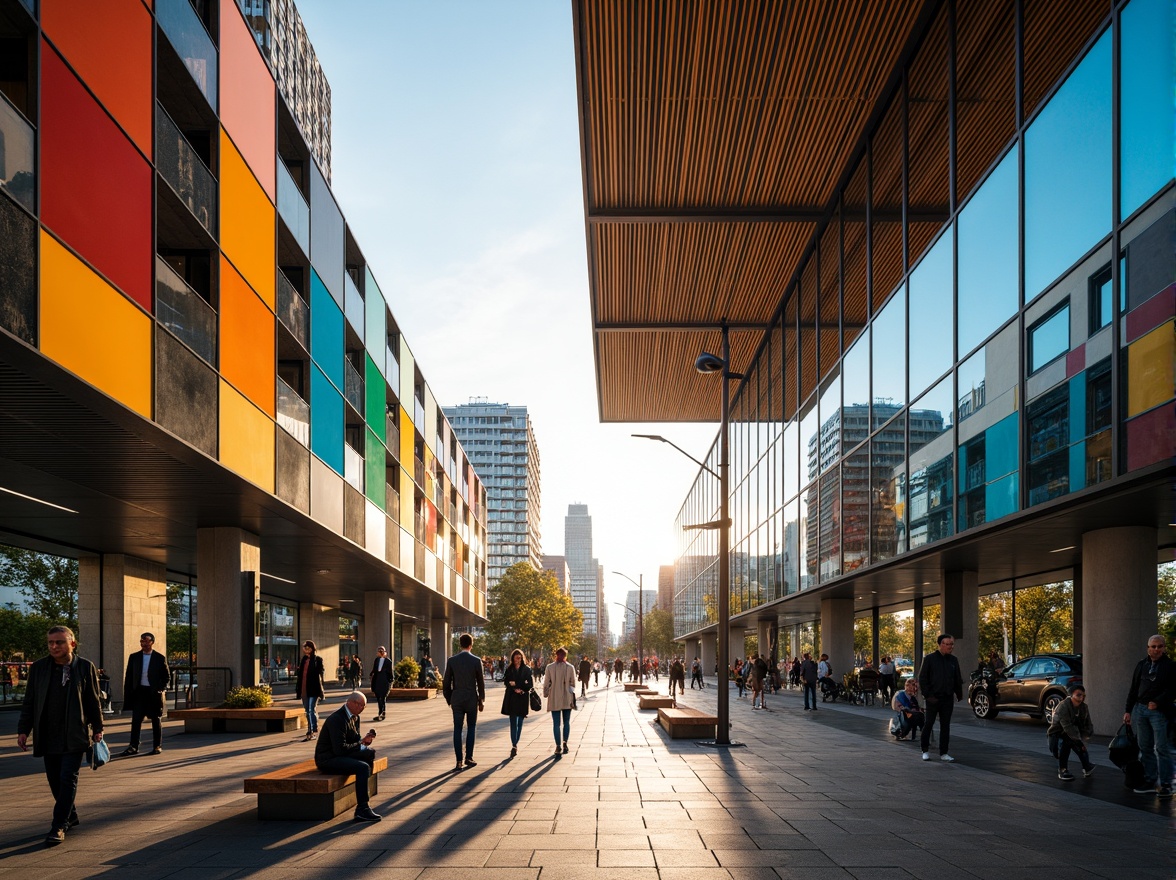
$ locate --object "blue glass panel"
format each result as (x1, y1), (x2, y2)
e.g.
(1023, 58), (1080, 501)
(310, 364), (344, 475)
(872, 284), (906, 407)
(1029, 305), (1069, 372)
(985, 473), (1018, 521)
(1121, 0), (1176, 219)
(1025, 31), (1111, 299)
(985, 412), (1019, 482)
(908, 226), (954, 397)
(157, 0), (218, 112)
(958, 147), (1018, 357)
(309, 268), (344, 392)
(818, 373), (841, 472)
(782, 421), (799, 501)
(276, 160), (310, 256)
(842, 332), (869, 410)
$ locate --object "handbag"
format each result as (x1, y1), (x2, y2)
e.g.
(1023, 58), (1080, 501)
(1107, 723), (1138, 768)
(89, 738), (110, 771)
(529, 688), (542, 712)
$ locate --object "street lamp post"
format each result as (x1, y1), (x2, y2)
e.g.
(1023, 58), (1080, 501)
(612, 571), (643, 681)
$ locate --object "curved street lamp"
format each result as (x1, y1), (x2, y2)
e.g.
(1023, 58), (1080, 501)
(612, 571), (643, 681)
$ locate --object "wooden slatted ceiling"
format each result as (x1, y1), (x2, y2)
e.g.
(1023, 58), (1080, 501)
(577, 0), (927, 421)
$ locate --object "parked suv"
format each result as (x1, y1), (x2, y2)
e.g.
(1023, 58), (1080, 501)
(968, 653), (1081, 723)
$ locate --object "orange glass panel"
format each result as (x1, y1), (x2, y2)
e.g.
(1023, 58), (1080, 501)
(220, 2), (276, 200)
(41, 0), (153, 154)
(220, 254), (275, 416)
(220, 129), (275, 308)
(219, 379), (275, 492)
(39, 231), (151, 417)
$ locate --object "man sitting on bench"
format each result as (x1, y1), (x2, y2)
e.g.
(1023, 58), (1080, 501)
(315, 690), (381, 822)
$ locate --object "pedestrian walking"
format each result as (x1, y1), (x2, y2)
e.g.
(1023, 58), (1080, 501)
(16, 626), (105, 846)
(543, 647), (577, 756)
(295, 640), (325, 741)
(691, 657), (705, 689)
(918, 634), (963, 763)
(369, 646), (392, 721)
(800, 652), (818, 710)
(119, 632), (169, 757)
(501, 649), (534, 757)
(1122, 634), (1174, 798)
(442, 633), (486, 771)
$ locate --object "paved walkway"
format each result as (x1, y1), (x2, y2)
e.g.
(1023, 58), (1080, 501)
(1, 676), (1171, 879)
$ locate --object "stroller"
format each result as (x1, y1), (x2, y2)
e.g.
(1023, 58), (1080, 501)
(820, 676), (847, 702)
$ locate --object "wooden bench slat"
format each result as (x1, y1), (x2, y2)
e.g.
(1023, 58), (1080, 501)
(244, 756), (388, 795)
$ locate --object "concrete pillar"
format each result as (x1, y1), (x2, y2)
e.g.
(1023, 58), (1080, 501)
(756, 619), (772, 661)
(1082, 527), (1157, 735)
(871, 607), (881, 666)
(941, 570), (979, 668)
(430, 618), (449, 676)
(1071, 565), (1082, 654)
(196, 527), (260, 700)
(363, 591), (394, 663)
(399, 621), (416, 663)
(729, 625), (745, 664)
(700, 631), (717, 679)
(299, 603), (341, 688)
(820, 596), (854, 683)
(77, 554), (167, 707)
(913, 597), (925, 673)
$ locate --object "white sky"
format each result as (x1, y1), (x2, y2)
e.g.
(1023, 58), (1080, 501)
(296, 1), (718, 636)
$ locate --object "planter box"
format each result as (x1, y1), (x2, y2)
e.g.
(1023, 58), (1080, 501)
(388, 688), (436, 701)
(168, 707), (304, 733)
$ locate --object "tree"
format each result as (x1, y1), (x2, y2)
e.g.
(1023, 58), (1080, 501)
(641, 608), (677, 659)
(1159, 563), (1176, 644)
(483, 563), (583, 659)
(0, 546), (78, 624)
(572, 632), (600, 660)
(1013, 582), (1072, 657)
(0, 608), (56, 660)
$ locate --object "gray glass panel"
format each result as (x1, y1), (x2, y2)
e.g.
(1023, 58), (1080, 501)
(907, 375), (954, 548)
(843, 445), (870, 572)
(156, 0), (218, 112)
(800, 398), (819, 484)
(343, 357), (363, 413)
(276, 270), (308, 349)
(155, 328), (217, 456)
(871, 284), (907, 408)
(958, 322), (1019, 432)
(156, 255), (216, 365)
(310, 162), (345, 306)
(1025, 31), (1111, 300)
(344, 271), (364, 337)
(0, 95), (34, 212)
(908, 226), (954, 398)
(958, 146), (1018, 358)
(276, 159), (310, 256)
(1121, 0), (1176, 219)
(782, 421), (799, 501)
(155, 103), (216, 234)
(872, 411), (906, 561)
(277, 376), (309, 447)
(0, 191), (36, 344)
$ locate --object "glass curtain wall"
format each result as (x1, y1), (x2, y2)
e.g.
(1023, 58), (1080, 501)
(674, 0), (1174, 641)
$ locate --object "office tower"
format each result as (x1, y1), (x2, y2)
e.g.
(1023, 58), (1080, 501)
(564, 504), (600, 639)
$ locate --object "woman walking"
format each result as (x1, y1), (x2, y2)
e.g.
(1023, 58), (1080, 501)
(501, 649), (534, 757)
(543, 647), (578, 756)
(295, 640), (325, 741)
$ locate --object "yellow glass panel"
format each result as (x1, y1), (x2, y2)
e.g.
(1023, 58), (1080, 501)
(399, 405), (413, 469)
(39, 231), (151, 416)
(1127, 320), (1175, 416)
(219, 129), (275, 308)
(219, 255), (275, 416)
(219, 379), (275, 492)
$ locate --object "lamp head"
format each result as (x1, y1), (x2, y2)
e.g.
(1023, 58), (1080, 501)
(695, 351), (724, 374)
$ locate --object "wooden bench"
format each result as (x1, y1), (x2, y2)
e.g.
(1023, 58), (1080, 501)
(168, 707), (304, 733)
(638, 694), (675, 710)
(622, 682), (647, 691)
(244, 756), (389, 820)
(632, 688), (658, 696)
(658, 707), (719, 739)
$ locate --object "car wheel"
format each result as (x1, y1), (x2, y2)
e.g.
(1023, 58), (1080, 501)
(971, 690), (998, 719)
(1042, 692), (1064, 724)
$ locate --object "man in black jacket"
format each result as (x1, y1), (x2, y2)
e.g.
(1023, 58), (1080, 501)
(442, 633), (485, 771)
(314, 690), (381, 821)
(1123, 634), (1174, 798)
(16, 626), (104, 846)
(918, 634), (963, 763)
(120, 632), (170, 757)
(369, 646), (392, 721)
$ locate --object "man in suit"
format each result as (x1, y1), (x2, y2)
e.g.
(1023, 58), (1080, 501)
(442, 633), (485, 771)
(314, 690), (381, 822)
(369, 646), (392, 721)
(120, 632), (170, 757)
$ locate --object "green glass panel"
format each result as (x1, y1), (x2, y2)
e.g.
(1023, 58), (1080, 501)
(365, 427), (385, 511)
(364, 353), (386, 444)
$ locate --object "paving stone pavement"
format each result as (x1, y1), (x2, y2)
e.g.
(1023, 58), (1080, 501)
(1, 676), (1172, 879)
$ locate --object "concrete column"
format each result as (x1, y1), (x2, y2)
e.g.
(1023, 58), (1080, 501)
(913, 597), (925, 673)
(871, 606), (881, 666)
(399, 621), (416, 663)
(430, 618), (449, 676)
(196, 527), (260, 700)
(1071, 565), (1083, 654)
(700, 631), (717, 679)
(363, 591), (394, 662)
(1082, 526), (1158, 735)
(77, 554), (167, 707)
(820, 596), (854, 683)
(299, 603), (341, 689)
(729, 625), (745, 664)
(756, 620), (772, 660)
(941, 570), (979, 668)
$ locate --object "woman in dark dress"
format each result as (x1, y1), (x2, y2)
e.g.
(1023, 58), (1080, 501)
(501, 649), (534, 757)
(295, 640), (325, 741)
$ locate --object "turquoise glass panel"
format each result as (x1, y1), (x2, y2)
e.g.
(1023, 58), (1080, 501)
(309, 268), (344, 392)
(1069, 442), (1086, 493)
(985, 413), (1019, 482)
(1068, 373), (1086, 444)
(908, 226), (954, 397)
(364, 267), (387, 376)
(958, 146), (1018, 357)
(310, 364), (344, 475)
(872, 284), (907, 407)
(1025, 31), (1111, 300)
(1121, 0), (1176, 219)
(985, 473), (1018, 521)
(365, 427), (386, 510)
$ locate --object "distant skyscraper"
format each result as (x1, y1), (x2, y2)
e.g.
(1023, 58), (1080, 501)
(657, 565), (674, 611)
(622, 589), (656, 641)
(541, 555), (571, 596)
(564, 503), (600, 639)
(444, 400), (542, 588)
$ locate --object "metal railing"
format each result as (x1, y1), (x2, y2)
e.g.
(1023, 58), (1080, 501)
(344, 444), (364, 492)
(344, 358), (364, 413)
(276, 270), (309, 349)
(344, 271), (364, 334)
(155, 102), (216, 234)
(276, 376), (309, 446)
(157, 0), (218, 111)
(156, 255), (217, 364)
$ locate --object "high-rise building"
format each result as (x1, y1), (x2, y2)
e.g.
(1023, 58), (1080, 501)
(564, 504), (600, 639)
(657, 565), (674, 611)
(444, 400), (542, 588)
(541, 555), (571, 596)
(622, 589), (657, 641)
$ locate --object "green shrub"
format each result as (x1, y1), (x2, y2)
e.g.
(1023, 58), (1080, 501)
(393, 657), (420, 687)
(221, 684), (272, 708)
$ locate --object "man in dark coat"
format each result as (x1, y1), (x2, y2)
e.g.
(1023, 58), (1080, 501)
(314, 690), (381, 822)
(369, 646), (393, 721)
(578, 655), (592, 697)
(918, 634), (964, 763)
(17, 625), (104, 846)
(442, 633), (485, 770)
(1123, 634), (1175, 798)
(120, 632), (170, 756)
